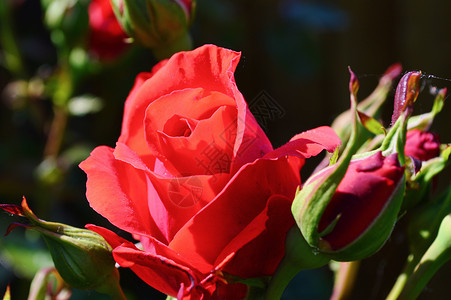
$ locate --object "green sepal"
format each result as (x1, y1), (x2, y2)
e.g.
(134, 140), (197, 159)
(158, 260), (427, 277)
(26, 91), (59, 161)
(329, 146), (340, 166)
(407, 87), (446, 131)
(358, 110), (386, 136)
(293, 67), (361, 249)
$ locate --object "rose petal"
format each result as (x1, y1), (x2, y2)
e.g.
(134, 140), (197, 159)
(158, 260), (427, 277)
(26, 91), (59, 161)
(144, 171), (230, 244)
(119, 46), (243, 155)
(168, 157), (300, 274)
(217, 194), (294, 277)
(86, 225), (197, 298)
(113, 142), (231, 243)
(119, 45), (273, 173)
(153, 105), (237, 176)
(265, 126), (341, 159)
(145, 89), (236, 136)
(119, 72), (155, 157)
(79, 146), (167, 243)
(230, 95), (273, 172)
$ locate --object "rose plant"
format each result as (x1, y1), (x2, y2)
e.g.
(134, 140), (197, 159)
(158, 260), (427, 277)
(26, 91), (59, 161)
(79, 45), (340, 298)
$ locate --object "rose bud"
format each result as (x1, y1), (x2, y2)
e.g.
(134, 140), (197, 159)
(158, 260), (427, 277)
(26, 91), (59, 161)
(88, 0), (129, 60)
(110, 0), (195, 58)
(293, 151), (405, 261)
(0, 198), (125, 298)
(405, 129), (441, 161)
(391, 71), (422, 125)
(292, 68), (408, 262)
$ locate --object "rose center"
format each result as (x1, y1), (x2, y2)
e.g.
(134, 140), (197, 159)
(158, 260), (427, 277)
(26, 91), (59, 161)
(163, 115), (198, 138)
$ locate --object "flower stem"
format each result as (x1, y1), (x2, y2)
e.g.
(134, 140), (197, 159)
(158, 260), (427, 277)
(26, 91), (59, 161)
(264, 255), (302, 300)
(394, 214), (451, 300)
(330, 261), (360, 300)
(264, 227), (329, 300)
(385, 254), (417, 300)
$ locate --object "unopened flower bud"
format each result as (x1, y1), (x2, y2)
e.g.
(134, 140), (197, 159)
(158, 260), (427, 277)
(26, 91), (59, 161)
(405, 129), (441, 161)
(88, 0), (129, 60)
(293, 151), (405, 261)
(391, 71), (422, 125)
(110, 0), (195, 58)
(292, 67), (408, 262)
(0, 198), (124, 297)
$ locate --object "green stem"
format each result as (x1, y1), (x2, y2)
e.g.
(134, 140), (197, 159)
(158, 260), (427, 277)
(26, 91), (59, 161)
(388, 187), (451, 300)
(264, 257), (302, 300)
(396, 215), (451, 300)
(385, 254), (417, 300)
(330, 261), (360, 300)
(264, 227), (329, 300)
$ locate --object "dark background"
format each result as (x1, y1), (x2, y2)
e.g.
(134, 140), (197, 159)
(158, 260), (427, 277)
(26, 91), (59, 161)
(1, 0), (450, 299)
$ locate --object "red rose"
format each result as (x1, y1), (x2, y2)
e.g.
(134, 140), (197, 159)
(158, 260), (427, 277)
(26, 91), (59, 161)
(405, 129), (441, 161)
(317, 152), (405, 251)
(88, 0), (128, 59)
(80, 45), (340, 298)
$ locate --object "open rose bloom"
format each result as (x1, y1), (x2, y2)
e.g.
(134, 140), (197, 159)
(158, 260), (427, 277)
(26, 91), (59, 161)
(80, 45), (340, 299)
